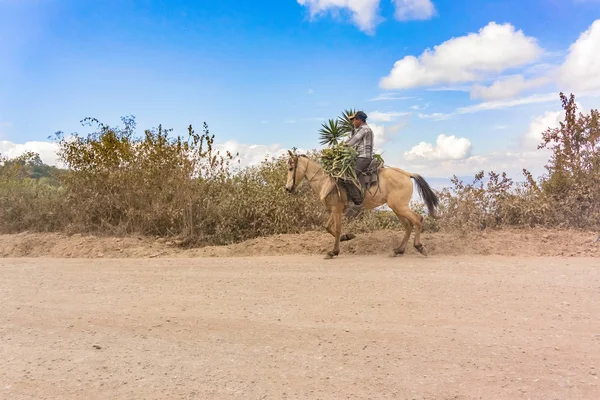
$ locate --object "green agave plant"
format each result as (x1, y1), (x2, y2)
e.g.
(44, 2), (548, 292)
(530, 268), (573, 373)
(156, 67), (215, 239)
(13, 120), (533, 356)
(318, 119), (345, 147)
(318, 108), (358, 147)
(337, 108), (357, 136)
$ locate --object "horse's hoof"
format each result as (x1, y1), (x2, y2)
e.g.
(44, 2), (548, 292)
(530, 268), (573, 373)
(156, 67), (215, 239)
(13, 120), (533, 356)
(393, 248), (405, 256)
(325, 250), (340, 260)
(415, 245), (428, 256)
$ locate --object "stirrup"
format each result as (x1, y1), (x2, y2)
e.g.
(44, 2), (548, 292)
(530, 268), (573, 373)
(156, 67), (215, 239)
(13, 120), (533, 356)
(344, 203), (363, 218)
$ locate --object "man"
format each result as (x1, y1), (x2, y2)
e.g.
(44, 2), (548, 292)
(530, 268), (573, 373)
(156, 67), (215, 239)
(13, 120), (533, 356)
(343, 110), (373, 216)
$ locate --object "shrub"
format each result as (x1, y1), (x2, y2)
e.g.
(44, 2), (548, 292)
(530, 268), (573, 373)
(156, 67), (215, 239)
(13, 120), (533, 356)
(0, 152), (66, 233)
(52, 117), (225, 235)
(431, 92), (599, 232)
(0, 92), (597, 242)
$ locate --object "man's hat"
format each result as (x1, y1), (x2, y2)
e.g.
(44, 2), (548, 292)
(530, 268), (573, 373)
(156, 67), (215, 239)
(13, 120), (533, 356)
(349, 111), (368, 121)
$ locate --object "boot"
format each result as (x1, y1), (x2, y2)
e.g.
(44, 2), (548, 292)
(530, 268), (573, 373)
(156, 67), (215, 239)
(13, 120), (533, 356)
(344, 180), (363, 205)
(344, 202), (364, 218)
(344, 182), (364, 218)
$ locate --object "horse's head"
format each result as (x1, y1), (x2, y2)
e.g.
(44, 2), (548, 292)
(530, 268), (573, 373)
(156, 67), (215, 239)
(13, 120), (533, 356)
(285, 150), (306, 193)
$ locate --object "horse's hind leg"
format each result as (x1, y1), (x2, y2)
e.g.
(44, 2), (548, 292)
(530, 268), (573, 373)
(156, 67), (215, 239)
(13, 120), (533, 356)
(389, 202), (427, 256)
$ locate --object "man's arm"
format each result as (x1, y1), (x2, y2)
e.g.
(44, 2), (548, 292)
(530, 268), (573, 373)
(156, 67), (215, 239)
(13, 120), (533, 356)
(346, 126), (369, 146)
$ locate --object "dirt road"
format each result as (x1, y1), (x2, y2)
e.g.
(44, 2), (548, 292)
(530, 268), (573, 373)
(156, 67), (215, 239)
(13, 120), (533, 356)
(1, 256), (599, 399)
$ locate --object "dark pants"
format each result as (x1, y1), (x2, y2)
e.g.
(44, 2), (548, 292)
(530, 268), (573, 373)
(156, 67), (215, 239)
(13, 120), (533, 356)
(355, 157), (372, 173)
(345, 157), (372, 205)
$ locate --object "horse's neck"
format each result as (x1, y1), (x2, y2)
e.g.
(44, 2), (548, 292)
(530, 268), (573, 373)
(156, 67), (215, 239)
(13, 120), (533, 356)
(304, 158), (333, 192)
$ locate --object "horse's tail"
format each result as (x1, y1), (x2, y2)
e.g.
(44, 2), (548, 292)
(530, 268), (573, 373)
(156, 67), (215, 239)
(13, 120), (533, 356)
(386, 167), (441, 219)
(409, 173), (440, 219)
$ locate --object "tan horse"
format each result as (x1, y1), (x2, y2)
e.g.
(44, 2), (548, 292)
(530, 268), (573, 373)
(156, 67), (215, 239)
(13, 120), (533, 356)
(285, 151), (440, 259)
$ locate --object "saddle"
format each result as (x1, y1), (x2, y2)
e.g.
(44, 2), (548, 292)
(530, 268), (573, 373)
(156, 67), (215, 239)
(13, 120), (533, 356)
(356, 157), (383, 190)
(335, 157), (383, 202)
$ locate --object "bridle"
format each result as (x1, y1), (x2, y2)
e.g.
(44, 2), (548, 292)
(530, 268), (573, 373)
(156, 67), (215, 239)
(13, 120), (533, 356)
(289, 155), (320, 191)
(291, 155), (299, 191)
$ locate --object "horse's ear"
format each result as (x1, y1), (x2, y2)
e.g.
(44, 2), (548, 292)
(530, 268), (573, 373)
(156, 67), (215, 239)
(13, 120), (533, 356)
(287, 150), (294, 158)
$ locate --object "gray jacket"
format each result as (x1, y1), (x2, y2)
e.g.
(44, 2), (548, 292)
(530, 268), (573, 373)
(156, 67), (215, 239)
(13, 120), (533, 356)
(346, 124), (373, 159)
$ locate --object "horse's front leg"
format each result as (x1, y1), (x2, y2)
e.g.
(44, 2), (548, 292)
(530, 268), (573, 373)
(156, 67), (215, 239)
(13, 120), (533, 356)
(325, 207), (343, 259)
(325, 213), (334, 237)
(326, 213), (354, 242)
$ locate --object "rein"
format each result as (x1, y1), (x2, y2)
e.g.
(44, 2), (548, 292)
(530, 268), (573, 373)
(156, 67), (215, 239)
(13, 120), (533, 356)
(291, 156), (298, 190)
(291, 156), (321, 190)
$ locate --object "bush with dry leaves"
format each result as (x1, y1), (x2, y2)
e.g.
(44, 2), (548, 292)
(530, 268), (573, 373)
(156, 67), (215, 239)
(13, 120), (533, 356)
(431, 92), (599, 233)
(0, 92), (597, 243)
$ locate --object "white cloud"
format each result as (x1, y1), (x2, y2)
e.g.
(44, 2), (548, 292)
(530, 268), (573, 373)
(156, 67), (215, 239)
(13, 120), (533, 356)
(379, 22), (543, 89)
(393, 0), (436, 21)
(0, 139), (306, 172)
(399, 100), (595, 179)
(417, 90), (600, 121)
(404, 134), (472, 161)
(520, 97), (592, 149)
(389, 143), (551, 178)
(214, 140), (298, 169)
(367, 93), (414, 101)
(370, 121), (406, 152)
(0, 140), (62, 166)
(297, 0), (381, 33)
(417, 112), (454, 121)
(297, 0), (435, 33)
(458, 92), (558, 113)
(417, 92), (561, 120)
(523, 62), (559, 76)
(559, 19), (600, 92)
(410, 19), (600, 120)
(424, 85), (471, 92)
(522, 110), (563, 149)
(401, 149), (551, 179)
(470, 74), (550, 101)
(367, 110), (411, 122)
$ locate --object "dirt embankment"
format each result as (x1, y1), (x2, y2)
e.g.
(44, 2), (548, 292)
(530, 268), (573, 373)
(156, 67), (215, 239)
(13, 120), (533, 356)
(1, 228), (599, 258)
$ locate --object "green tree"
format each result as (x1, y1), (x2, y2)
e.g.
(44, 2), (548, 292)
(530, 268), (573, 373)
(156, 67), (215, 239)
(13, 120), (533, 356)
(318, 108), (357, 147)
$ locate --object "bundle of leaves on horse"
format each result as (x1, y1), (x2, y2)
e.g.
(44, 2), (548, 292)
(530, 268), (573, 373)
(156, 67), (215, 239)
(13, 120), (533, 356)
(285, 109), (440, 259)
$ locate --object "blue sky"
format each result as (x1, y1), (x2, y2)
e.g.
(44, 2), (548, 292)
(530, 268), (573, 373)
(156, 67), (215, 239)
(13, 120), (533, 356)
(1, 0), (600, 179)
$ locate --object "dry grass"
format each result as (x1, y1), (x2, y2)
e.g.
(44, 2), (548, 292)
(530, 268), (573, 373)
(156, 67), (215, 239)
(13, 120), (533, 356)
(0, 92), (598, 244)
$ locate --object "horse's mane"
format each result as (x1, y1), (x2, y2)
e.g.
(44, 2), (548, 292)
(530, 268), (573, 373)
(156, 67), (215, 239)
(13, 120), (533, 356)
(291, 153), (328, 172)
(291, 153), (314, 162)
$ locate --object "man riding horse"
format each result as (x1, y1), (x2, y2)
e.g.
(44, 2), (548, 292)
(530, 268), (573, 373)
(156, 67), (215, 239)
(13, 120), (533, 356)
(343, 110), (374, 217)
